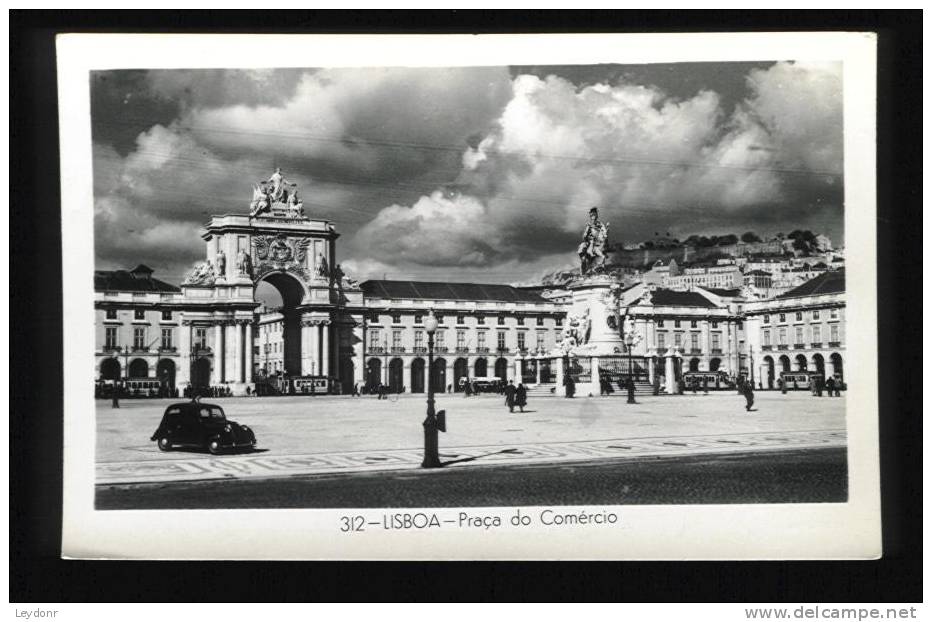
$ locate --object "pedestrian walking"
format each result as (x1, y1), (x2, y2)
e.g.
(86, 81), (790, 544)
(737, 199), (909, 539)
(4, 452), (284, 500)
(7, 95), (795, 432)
(740, 378), (755, 411)
(111, 382), (121, 408)
(515, 383), (528, 413)
(825, 377), (836, 397)
(564, 375), (576, 398)
(504, 379), (517, 412)
(626, 377), (636, 403)
(702, 377), (709, 395)
(464, 379), (473, 398)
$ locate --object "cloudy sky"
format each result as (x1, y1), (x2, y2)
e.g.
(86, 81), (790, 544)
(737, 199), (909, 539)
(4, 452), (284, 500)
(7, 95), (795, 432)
(91, 61), (844, 285)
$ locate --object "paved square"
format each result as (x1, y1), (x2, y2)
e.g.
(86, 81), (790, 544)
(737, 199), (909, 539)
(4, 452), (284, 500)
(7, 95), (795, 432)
(96, 392), (846, 484)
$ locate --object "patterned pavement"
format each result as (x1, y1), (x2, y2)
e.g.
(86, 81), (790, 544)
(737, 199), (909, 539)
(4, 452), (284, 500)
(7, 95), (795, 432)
(96, 427), (846, 485)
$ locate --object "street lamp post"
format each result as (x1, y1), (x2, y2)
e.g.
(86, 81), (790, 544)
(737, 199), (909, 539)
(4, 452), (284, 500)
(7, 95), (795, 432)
(422, 309), (442, 468)
(625, 332), (636, 404)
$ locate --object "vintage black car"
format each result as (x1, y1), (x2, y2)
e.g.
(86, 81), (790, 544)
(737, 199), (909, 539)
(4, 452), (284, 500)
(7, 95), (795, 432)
(150, 399), (257, 454)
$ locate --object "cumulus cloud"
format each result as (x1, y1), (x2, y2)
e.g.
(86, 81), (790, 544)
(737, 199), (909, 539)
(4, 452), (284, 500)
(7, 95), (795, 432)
(93, 62), (843, 284)
(355, 190), (501, 267)
(359, 62), (842, 272)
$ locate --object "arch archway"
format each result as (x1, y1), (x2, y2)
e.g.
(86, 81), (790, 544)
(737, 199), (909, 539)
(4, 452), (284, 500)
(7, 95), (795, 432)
(494, 357), (508, 382)
(366, 358), (381, 391)
(453, 357), (468, 391)
(156, 359), (176, 390)
(431, 357), (447, 393)
(100, 358), (121, 382)
(812, 353), (825, 375)
(191, 358), (211, 388)
(254, 272), (307, 376)
(830, 353), (843, 382)
(778, 355), (791, 373)
(411, 358), (425, 393)
(388, 358), (404, 393)
(688, 358), (700, 372)
(763, 355), (775, 389)
(129, 358), (149, 378)
(795, 354), (808, 371)
(474, 357), (488, 377)
(709, 357), (721, 372)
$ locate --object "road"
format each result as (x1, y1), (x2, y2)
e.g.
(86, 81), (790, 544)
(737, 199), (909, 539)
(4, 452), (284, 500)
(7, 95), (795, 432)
(96, 447), (847, 509)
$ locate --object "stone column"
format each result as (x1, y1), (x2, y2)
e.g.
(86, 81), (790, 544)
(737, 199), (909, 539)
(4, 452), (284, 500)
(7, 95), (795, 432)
(591, 356), (600, 384)
(664, 349), (676, 395)
(702, 320), (711, 370)
(178, 320), (192, 387)
(647, 355), (655, 385)
(244, 321), (254, 383)
(535, 358), (542, 385)
(223, 322), (239, 382)
(321, 321), (331, 377)
(213, 323), (225, 384)
(555, 356), (565, 395)
(301, 320), (316, 376)
(233, 322), (244, 383)
(514, 358), (522, 382)
(353, 317), (365, 388)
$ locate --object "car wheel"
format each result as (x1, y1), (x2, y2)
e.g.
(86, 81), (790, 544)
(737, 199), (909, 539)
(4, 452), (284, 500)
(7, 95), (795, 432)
(208, 439), (222, 455)
(157, 436), (172, 452)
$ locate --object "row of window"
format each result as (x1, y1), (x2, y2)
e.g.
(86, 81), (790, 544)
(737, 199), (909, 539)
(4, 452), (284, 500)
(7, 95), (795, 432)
(656, 331), (724, 352)
(105, 326), (176, 350)
(368, 328), (549, 352)
(655, 319), (742, 330)
(763, 309), (839, 324)
(762, 324), (840, 347)
(367, 312), (561, 327)
(105, 308), (174, 321)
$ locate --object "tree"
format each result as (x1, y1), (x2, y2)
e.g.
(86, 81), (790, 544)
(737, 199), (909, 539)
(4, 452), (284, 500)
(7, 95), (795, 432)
(717, 234), (739, 246)
(741, 231), (762, 243)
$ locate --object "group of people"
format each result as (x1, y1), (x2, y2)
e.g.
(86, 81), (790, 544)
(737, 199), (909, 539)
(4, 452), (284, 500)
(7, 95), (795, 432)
(502, 380), (529, 412)
(808, 376), (843, 397)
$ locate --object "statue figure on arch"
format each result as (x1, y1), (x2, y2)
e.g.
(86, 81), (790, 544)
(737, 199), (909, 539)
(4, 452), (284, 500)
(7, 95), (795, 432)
(267, 167), (296, 204)
(316, 252), (330, 280)
(237, 249), (253, 278)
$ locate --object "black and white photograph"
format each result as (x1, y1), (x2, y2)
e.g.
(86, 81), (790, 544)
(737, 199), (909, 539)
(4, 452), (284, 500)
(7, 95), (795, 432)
(56, 32), (881, 560)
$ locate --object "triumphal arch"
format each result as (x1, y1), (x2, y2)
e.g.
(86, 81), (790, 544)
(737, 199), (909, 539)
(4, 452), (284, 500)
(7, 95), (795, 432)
(173, 170), (364, 394)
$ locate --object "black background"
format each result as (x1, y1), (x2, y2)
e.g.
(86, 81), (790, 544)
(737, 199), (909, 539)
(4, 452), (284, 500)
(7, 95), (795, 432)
(10, 10), (922, 602)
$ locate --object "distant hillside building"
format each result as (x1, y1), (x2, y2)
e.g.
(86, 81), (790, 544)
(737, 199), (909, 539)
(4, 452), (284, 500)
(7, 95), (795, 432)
(662, 264), (742, 290)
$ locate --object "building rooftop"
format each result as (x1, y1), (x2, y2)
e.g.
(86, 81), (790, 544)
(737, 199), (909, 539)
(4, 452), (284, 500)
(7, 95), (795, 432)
(94, 265), (181, 293)
(703, 287), (743, 298)
(651, 289), (719, 308)
(777, 270), (845, 299)
(360, 279), (550, 303)
(745, 269), (773, 276)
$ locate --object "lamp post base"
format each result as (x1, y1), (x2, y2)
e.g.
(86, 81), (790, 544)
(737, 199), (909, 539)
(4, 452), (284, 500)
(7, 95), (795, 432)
(422, 417), (442, 468)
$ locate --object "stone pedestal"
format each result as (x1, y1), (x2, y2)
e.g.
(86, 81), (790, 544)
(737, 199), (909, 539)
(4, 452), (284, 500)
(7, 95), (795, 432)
(565, 275), (626, 357)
